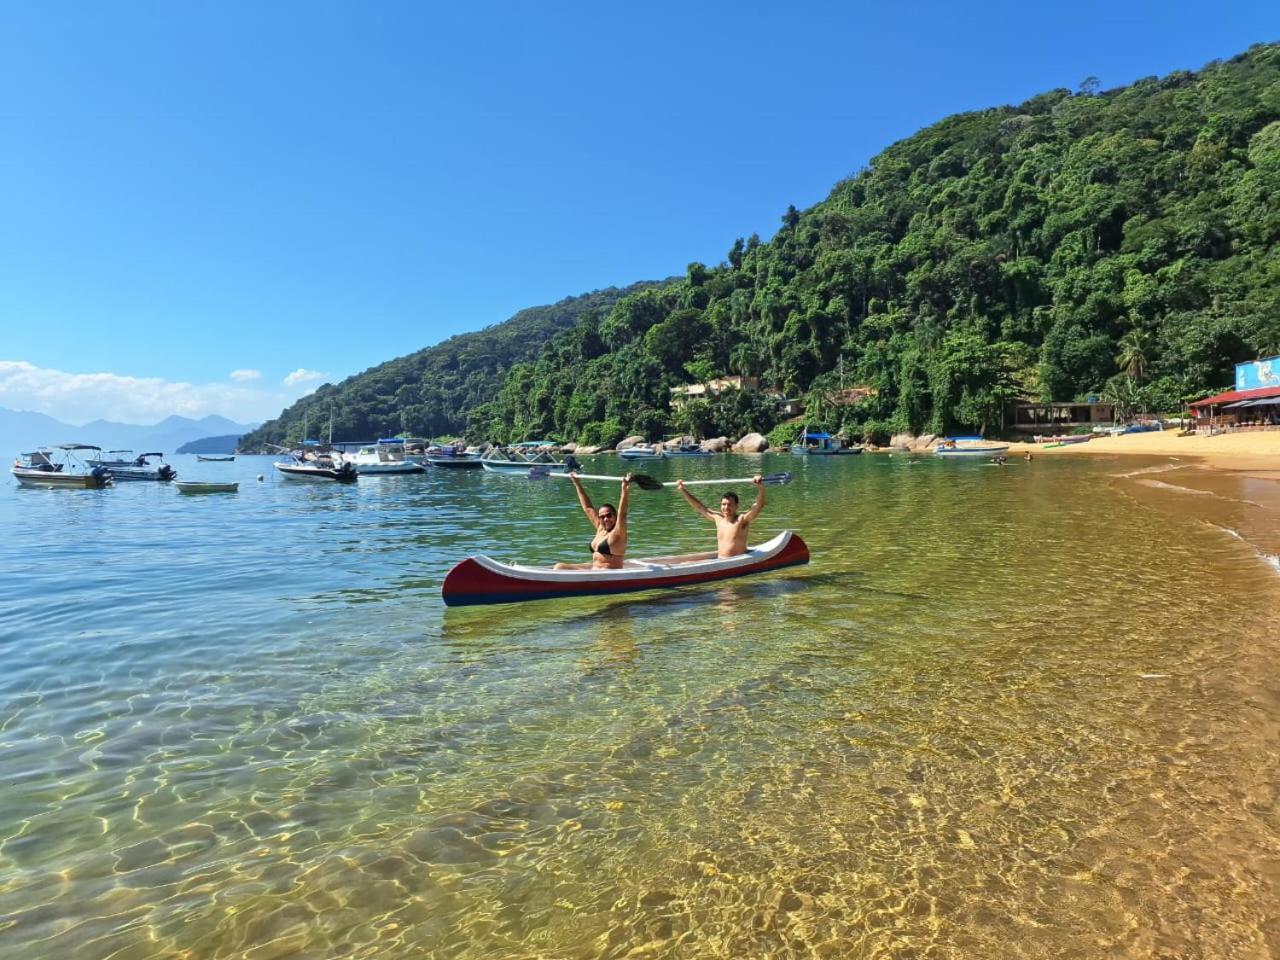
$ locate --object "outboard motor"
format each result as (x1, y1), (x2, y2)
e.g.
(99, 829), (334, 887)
(159, 464), (177, 481)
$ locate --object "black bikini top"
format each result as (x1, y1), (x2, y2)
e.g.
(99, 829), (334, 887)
(591, 536), (612, 557)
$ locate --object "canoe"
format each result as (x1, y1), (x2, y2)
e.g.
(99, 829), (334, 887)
(174, 481), (239, 493)
(442, 530), (809, 607)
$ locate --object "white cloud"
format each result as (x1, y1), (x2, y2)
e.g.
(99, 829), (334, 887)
(0, 360), (313, 425)
(283, 368), (327, 387)
(230, 368), (262, 382)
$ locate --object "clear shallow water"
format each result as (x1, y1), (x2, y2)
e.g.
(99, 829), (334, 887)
(2, 453), (1278, 958)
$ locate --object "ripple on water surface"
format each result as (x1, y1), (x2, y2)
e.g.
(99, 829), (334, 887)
(1, 453), (1278, 958)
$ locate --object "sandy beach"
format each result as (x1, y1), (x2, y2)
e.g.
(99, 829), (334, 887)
(1000, 429), (1280, 477)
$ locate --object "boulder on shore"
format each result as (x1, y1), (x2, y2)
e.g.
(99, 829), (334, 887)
(733, 432), (768, 453)
(702, 437), (729, 453)
(561, 442), (578, 453)
(575, 445), (603, 455)
(617, 436), (646, 451)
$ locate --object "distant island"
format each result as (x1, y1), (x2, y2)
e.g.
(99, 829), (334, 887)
(176, 434), (243, 455)
(245, 42), (1280, 448)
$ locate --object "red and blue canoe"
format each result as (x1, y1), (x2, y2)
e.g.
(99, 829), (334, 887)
(442, 530), (810, 607)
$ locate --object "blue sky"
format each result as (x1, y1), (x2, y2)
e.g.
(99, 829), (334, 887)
(1, 1), (1275, 423)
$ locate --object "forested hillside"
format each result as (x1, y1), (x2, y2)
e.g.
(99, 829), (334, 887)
(473, 43), (1280, 444)
(238, 283), (667, 448)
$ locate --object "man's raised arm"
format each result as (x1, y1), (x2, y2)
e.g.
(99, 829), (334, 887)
(742, 474), (766, 523)
(675, 479), (716, 520)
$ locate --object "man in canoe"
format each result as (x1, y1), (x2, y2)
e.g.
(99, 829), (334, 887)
(675, 474), (764, 557)
(554, 473), (632, 570)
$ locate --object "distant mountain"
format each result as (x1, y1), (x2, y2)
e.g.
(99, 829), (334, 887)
(176, 434), (242, 455)
(0, 409), (258, 455)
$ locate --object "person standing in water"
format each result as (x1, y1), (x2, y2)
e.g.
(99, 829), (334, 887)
(675, 475), (765, 557)
(555, 473), (631, 570)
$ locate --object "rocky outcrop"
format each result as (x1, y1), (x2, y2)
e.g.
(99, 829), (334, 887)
(732, 433), (768, 453)
(575, 445), (604, 455)
(888, 433), (938, 451)
(617, 436), (646, 451)
(702, 437), (729, 453)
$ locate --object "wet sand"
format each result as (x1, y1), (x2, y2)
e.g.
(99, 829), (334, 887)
(1005, 428), (1280, 478)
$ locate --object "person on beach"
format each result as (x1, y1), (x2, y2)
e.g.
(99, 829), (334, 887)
(554, 473), (631, 570)
(675, 475), (765, 557)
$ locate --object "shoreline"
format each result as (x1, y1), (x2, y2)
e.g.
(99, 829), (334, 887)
(992, 428), (1280, 477)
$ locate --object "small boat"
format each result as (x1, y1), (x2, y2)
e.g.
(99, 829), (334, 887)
(1041, 435), (1092, 449)
(790, 430), (862, 455)
(934, 437), (1010, 458)
(480, 442), (580, 475)
(350, 441), (426, 475)
(174, 480), (239, 494)
(196, 455), (235, 461)
(619, 444), (665, 461)
(274, 444), (358, 482)
(12, 445), (113, 488)
(94, 450), (177, 481)
(665, 442), (712, 457)
(424, 444), (483, 468)
(442, 530), (809, 607)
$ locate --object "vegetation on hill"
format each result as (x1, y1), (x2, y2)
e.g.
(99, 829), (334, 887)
(237, 283), (668, 448)
(473, 44), (1280, 444)
(177, 435), (242, 455)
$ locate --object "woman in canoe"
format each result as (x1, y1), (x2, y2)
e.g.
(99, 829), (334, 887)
(554, 473), (632, 570)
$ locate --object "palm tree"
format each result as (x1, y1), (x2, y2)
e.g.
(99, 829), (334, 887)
(1116, 328), (1152, 382)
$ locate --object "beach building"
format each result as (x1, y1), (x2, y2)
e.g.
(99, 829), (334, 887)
(1006, 400), (1114, 434)
(1190, 357), (1280, 431)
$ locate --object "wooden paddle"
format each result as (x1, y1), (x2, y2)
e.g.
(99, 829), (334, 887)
(526, 468), (792, 490)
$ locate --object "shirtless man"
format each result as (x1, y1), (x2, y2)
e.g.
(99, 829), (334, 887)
(554, 473), (631, 570)
(675, 475), (765, 557)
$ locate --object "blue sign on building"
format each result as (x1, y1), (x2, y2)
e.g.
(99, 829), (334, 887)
(1236, 357), (1280, 391)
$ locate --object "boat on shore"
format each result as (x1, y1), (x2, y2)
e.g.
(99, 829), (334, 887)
(196, 455), (235, 462)
(93, 450), (177, 481)
(174, 480), (239, 494)
(12, 445), (114, 488)
(442, 530), (809, 607)
(790, 430), (862, 455)
(1041, 434), (1092, 449)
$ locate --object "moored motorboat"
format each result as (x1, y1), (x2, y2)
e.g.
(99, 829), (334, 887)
(442, 530), (809, 607)
(790, 430), (862, 455)
(12, 445), (113, 488)
(274, 447), (358, 482)
(196, 455), (235, 461)
(94, 451), (177, 481)
(424, 444), (483, 468)
(350, 441), (426, 475)
(934, 438), (1010, 458)
(665, 442), (712, 457)
(174, 480), (239, 493)
(619, 444), (665, 461)
(480, 442), (580, 475)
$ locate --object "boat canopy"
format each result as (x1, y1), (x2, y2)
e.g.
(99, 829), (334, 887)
(56, 443), (102, 451)
(378, 438), (406, 444)
(799, 431), (832, 440)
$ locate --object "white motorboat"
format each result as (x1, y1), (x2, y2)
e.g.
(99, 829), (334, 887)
(350, 441), (426, 475)
(12, 445), (113, 488)
(618, 444), (665, 461)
